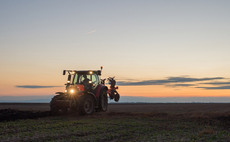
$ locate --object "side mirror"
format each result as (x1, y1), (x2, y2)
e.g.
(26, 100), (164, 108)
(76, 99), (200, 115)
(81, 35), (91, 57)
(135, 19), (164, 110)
(67, 75), (71, 82)
(63, 70), (66, 75)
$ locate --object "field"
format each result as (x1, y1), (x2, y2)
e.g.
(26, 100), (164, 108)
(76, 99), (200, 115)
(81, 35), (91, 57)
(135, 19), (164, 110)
(0, 103), (230, 141)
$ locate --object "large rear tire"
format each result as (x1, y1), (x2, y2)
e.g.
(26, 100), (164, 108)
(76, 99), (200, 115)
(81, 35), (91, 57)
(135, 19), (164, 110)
(99, 90), (108, 112)
(80, 95), (95, 115)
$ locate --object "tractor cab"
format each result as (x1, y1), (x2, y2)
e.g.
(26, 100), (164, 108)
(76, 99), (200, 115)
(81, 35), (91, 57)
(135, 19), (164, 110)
(63, 70), (101, 94)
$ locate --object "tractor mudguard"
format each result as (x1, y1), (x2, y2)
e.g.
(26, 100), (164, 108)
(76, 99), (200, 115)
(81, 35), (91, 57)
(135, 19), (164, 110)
(91, 86), (107, 108)
(95, 85), (108, 98)
(99, 86), (108, 97)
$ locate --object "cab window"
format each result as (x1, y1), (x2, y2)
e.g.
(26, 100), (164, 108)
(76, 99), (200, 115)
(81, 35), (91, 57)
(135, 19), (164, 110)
(92, 74), (99, 86)
(79, 74), (91, 83)
(73, 74), (78, 84)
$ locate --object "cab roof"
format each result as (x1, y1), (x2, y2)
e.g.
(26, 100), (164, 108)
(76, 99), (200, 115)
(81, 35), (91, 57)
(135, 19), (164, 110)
(63, 70), (101, 75)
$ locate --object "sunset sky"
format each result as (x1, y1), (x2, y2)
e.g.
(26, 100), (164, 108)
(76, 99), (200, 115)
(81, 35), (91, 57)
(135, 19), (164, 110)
(1, 0), (230, 99)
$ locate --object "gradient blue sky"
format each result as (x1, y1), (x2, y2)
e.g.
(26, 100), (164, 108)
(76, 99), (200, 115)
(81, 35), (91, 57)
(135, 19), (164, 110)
(1, 0), (230, 97)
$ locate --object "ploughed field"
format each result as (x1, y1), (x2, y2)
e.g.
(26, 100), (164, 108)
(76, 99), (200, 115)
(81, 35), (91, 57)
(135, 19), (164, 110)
(0, 103), (230, 141)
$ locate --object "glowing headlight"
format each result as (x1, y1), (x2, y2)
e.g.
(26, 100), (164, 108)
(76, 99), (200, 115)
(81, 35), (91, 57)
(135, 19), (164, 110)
(89, 80), (92, 83)
(89, 71), (93, 74)
(64, 90), (67, 93)
(70, 89), (74, 93)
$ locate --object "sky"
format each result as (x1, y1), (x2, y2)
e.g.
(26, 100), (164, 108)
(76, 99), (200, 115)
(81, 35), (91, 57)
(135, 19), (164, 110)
(1, 0), (230, 99)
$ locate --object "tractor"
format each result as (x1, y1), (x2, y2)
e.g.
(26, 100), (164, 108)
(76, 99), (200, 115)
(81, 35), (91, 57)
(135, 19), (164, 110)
(50, 67), (120, 115)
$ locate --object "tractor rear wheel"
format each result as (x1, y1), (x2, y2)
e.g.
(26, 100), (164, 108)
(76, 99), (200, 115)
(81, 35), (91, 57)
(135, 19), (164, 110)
(99, 90), (108, 112)
(80, 95), (95, 115)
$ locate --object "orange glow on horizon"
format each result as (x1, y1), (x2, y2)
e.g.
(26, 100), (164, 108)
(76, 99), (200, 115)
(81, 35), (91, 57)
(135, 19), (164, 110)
(0, 83), (229, 98)
(119, 85), (230, 97)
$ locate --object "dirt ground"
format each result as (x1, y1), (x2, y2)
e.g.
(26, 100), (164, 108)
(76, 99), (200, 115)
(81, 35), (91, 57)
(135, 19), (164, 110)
(1, 103), (230, 116)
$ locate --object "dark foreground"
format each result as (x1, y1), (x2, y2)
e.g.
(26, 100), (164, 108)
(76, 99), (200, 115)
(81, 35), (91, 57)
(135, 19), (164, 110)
(1, 103), (230, 113)
(0, 103), (230, 141)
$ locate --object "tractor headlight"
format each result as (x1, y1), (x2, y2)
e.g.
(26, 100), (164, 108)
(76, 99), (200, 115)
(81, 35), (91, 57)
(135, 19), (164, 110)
(70, 89), (74, 93)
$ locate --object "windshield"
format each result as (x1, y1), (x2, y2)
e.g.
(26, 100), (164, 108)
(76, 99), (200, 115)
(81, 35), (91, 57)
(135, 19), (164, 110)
(73, 74), (78, 84)
(79, 74), (91, 84)
(73, 73), (99, 86)
(74, 74), (91, 84)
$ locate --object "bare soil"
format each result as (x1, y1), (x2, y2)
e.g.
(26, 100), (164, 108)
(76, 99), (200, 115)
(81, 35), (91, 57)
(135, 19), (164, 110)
(0, 103), (230, 121)
(1, 103), (230, 113)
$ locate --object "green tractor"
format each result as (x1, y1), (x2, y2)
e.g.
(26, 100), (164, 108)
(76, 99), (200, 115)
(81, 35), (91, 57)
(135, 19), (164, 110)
(50, 67), (120, 115)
